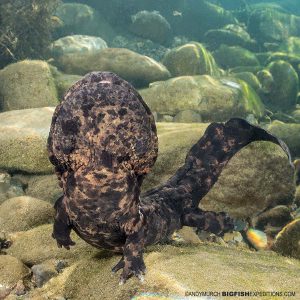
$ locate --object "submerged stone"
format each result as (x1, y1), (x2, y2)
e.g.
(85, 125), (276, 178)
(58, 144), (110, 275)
(0, 196), (54, 233)
(55, 48), (170, 88)
(272, 219), (300, 259)
(0, 60), (58, 111)
(140, 75), (264, 122)
(130, 10), (171, 45)
(264, 60), (299, 111)
(213, 45), (260, 69)
(0, 255), (30, 299)
(50, 35), (108, 57)
(268, 121), (300, 157)
(0, 107), (55, 174)
(162, 42), (220, 77)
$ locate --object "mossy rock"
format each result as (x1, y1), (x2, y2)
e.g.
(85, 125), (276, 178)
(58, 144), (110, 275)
(6, 224), (99, 266)
(0, 172), (24, 205)
(130, 10), (171, 45)
(233, 72), (261, 92)
(279, 36), (300, 55)
(162, 42), (220, 77)
(264, 60), (299, 111)
(27, 244), (300, 300)
(295, 186), (300, 207)
(139, 75), (264, 122)
(204, 24), (256, 50)
(268, 121), (300, 157)
(53, 3), (116, 42)
(272, 219), (300, 259)
(213, 45), (260, 69)
(0, 196), (54, 233)
(50, 35), (108, 57)
(24, 174), (62, 204)
(248, 8), (300, 43)
(53, 71), (82, 100)
(0, 255), (30, 299)
(0, 60), (58, 111)
(0, 107), (55, 174)
(55, 48), (170, 88)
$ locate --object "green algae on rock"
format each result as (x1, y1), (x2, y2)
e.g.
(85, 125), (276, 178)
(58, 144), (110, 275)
(279, 36), (300, 56)
(204, 24), (257, 50)
(272, 219), (300, 259)
(0, 172), (24, 205)
(130, 10), (171, 45)
(213, 45), (260, 69)
(26, 244), (300, 300)
(232, 72), (261, 93)
(52, 70), (82, 100)
(0, 255), (30, 299)
(6, 224), (98, 266)
(264, 60), (299, 111)
(139, 75), (264, 122)
(0, 60), (58, 111)
(0, 107), (55, 174)
(268, 121), (300, 157)
(55, 48), (170, 87)
(50, 35), (108, 57)
(162, 42), (220, 77)
(0, 196), (54, 233)
(23, 174), (62, 204)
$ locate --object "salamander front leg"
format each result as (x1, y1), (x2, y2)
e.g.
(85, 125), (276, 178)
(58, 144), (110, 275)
(52, 196), (76, 250)
(112, 226), (146, 284)
(182, 208), (234, 236)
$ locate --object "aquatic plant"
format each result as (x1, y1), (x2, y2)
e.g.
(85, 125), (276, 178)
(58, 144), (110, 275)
(0, 0), (59, 69)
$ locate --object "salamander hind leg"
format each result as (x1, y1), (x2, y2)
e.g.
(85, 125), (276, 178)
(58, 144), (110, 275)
(183, 208), (234, 236)
(52, 196), (75, 250)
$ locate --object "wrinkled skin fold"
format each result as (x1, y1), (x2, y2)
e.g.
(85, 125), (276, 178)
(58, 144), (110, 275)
(48, 71), (292, 283)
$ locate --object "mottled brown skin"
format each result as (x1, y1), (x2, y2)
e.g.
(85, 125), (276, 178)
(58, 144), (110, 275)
(48, 71), (292, 283)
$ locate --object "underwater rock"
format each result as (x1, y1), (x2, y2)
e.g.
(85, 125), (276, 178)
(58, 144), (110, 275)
(252, 205), (293, 237)
(171, 0), (237, 40)
(292, 108), (300, 123)
(248, 8), (300, 44)
(0, 107), (55, 174)
(130, 10), (171, 45)
(268, 121), (300, 157)
(53, 3), (116, 42)
(279, 36), (300, 56)
(0, 255), (30, 299)
(111, 35), (168, 61)
(199, 140), (294, 219)
(26, 244), (300, 300)
(6, 224), (98, 266)
(31, 261), (58, 288)
(213, 45), (260, 69)
(56, 48), (170, 88)
(0, 172), (24, 205)
(272, 219), (300, 259)
(50, 35), (107, 57)
(23, 174), (62, 204)
(173, 110), (202, 123)
(162, 42), (220, 77)
(139, 75), (264, 122)
(52, 70), (82, 100)
(263, 60), (299, 111)
(0, 60), (58, 111)
(0, 196), (54, 234)
(233, 72), (261, 93)
(295, 186), (300, 207)
(204, 24), (257, 51)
